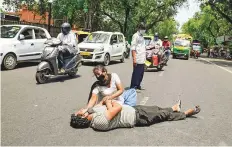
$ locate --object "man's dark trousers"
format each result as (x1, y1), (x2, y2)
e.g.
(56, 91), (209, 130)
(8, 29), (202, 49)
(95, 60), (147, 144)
(130, 64), (144, 89)
(133, 105), (186, 126)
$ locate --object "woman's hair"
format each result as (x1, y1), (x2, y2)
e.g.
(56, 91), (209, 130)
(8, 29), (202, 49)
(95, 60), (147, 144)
(70, 114), (91, 128)
(93, 65), (107, 73)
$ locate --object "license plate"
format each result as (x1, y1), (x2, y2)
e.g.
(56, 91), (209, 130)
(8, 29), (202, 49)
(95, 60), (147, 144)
(80, 52), (91, 56)
(145, 60), (151, 66)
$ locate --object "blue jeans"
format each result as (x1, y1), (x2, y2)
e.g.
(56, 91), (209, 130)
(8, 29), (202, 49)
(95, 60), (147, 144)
(122, 88), (137, 106)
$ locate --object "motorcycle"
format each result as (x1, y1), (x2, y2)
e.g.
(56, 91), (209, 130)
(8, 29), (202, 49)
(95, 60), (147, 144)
(144, 45), (164, 71)
(36, 38), (82, 84)
(190, 50), (200, 59)
(162, 47), (170, 66)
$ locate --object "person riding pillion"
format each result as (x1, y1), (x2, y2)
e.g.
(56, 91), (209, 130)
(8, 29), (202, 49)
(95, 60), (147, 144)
(57, 22), (77, 73)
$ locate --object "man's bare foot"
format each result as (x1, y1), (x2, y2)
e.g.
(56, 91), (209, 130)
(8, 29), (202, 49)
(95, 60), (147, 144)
(172, 100), (181, 112)
(184, 105), (201, 117)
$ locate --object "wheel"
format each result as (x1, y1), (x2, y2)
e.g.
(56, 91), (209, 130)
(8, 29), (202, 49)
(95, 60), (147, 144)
(68, 68), (78, 77)
(144, 65), (148, 72)
(186, 56), (189, 60)
(103, 54), (110, 66)
(36, 70), (50, 84)
(3, 53), (17, 70)
(120, 52), (126, 63)
(172, 55), (176, 59)
(157, 65), (163, 71)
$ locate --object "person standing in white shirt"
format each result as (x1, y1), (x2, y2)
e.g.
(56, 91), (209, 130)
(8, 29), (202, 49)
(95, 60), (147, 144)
(130, 23), (146, 92)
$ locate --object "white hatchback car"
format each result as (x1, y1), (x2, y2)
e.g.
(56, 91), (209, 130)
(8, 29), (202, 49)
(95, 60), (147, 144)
(78, 31), (127, 65)
(0, 25), (51, 70)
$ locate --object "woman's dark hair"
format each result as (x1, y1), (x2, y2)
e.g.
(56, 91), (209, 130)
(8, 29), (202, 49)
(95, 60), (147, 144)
(70, 114), (90, 128)
(92, 65), (107, 73)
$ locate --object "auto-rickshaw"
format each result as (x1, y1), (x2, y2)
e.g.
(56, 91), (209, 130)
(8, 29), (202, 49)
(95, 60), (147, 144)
(72, 30), (91, 44)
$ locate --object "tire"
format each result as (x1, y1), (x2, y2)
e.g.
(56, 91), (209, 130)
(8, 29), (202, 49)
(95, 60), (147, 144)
(3, 53), (17, 70)
(157, 66), (163, 71)
(68, 68), (78, 77)
(120, 52), (126, 63)
(103, 53), (110, 66)
(172, 55), (176, 59)
(36, 70), (49, 84)
(186, 56), (189, 60)
(144, 65), (148, 72)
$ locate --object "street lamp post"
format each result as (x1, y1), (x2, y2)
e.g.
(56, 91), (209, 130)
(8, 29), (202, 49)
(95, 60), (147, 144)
(48, 0), (53, 33)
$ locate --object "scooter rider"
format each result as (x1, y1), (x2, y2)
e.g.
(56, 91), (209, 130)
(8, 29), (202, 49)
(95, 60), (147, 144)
(57, 22), (77, 73)
(162, 36), (171, 59)
(146, 33), (163, 62)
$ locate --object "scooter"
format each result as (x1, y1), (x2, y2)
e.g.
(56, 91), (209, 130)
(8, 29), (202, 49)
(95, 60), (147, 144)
(162, 47), (170, 66)
(190, 50), (200, 59)
(36, 38), (82, 84)
(145, 45), (164, 71)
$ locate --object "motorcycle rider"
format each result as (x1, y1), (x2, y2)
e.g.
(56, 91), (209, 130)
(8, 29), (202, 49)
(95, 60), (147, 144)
(57, 22), (77, 73)
(146, 33), (163, 62)
(162, 36), (171, 60)
(153, 33), (163, 47)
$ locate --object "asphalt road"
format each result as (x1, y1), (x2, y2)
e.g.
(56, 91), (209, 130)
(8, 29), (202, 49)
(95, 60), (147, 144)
(1, 56), (232, 146)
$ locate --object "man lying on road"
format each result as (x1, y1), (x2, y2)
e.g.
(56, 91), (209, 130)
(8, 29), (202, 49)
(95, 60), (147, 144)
(70, 100), (201, 131)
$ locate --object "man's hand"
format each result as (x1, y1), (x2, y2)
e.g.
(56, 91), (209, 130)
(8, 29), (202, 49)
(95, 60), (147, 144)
(133, 60), (137, 68)
(75, 108), (87, 116)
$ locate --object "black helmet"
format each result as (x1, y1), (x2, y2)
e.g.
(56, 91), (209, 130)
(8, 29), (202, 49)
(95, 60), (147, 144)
(61, 22), (71, 35)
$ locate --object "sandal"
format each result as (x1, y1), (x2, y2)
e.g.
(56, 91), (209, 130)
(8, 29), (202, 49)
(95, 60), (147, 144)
(187, 105), (201, 117)
(176, 99), (181, 112)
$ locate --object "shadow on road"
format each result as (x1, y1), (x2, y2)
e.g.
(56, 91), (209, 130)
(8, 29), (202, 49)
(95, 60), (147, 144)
(82, 60), (127, 67)
(145, 69), (164, 72)
(36, 75), (81, 85)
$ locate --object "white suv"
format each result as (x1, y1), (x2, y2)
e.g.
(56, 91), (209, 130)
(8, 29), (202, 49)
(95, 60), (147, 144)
(0, 25), (51, 70)
(78, 31), (127, 65)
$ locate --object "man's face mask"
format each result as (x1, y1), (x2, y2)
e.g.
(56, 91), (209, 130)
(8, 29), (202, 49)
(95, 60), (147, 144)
(139, 30), (146, 35)
(155, 36), (158, 40)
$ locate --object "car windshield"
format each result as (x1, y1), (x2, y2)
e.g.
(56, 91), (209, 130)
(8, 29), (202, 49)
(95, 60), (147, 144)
(193, 44), (201, 50)
(174, 40), (190, 47)
(0, 26), (21, 38)
(84, 33), (110, 43)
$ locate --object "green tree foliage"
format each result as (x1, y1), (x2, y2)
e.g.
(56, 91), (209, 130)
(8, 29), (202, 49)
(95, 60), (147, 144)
(181, 5), (232, 47)
(3, 0), (183, 38)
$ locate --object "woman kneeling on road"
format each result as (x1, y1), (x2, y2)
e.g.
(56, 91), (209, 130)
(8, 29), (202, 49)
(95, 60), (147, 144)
(77, 65), (137, 116)
(71, 100), (201, 131)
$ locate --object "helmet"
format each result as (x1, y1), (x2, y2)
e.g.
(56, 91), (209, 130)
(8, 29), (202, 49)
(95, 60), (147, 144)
(61, 22), (71, 35)
(164, 36), (168, 39)
(154, 33), (159, 37)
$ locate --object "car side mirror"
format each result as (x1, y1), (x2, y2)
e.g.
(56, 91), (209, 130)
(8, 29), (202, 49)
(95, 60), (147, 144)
(19, 34), (25, 40)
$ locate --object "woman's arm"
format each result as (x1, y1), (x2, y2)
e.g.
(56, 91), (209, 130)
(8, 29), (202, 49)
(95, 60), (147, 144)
(105, 100), (122, 120)
(86, 93), (98, 108)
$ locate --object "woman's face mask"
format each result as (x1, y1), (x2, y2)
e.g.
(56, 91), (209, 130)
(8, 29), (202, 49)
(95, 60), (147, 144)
(95, 72), (110, 86)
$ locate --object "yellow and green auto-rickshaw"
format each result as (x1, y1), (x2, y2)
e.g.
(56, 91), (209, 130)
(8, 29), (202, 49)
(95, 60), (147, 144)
(72, 30), (91, 44)
(172, 34), (193, 60)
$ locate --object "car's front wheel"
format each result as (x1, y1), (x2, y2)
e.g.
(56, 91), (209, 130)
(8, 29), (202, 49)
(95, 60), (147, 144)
(3, 53), (17, 70)
(103, 54), (110, 66)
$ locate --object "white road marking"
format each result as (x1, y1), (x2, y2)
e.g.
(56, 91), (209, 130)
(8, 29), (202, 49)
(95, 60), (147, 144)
(34, 105), (38, 107)
(139, 97), (149, 105)
(159, 71), (164, 76)
(200, 58), (232, 74)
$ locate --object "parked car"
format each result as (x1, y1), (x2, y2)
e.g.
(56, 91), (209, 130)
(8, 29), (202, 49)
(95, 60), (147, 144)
(0, 25), (51, 70)
(72, 30), (91, 44)
(78, 31), (127, 66)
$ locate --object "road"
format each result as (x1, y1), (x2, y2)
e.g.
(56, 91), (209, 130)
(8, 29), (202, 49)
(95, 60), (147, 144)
(1, 56), (232, 146)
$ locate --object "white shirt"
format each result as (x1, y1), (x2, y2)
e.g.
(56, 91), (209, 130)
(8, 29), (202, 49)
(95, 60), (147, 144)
(57, 32), (78, 53)
(131, 31), (146, 64)
(92, 73), (124, 105)
(150, 39), (162, 47)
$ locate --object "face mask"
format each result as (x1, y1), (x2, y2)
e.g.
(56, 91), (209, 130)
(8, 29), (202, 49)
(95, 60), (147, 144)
(96, 74), (105, 82)
(139, 30), (146, 35)
(96, 74), (111, 86)
(155, 37), (158, 40)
